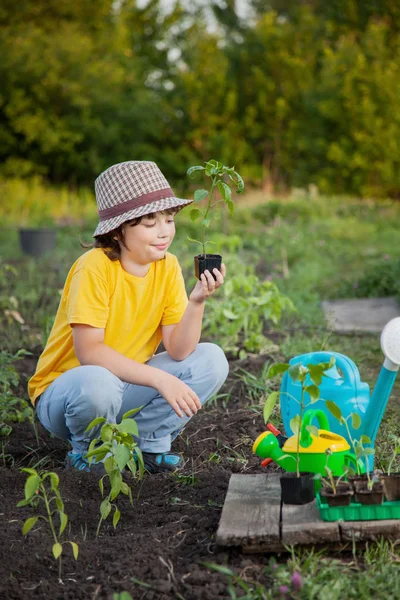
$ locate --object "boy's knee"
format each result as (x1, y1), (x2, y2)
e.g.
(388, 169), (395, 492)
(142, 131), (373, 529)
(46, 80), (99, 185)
(71, 367), (121, 417)
(198, 342), (229, 387)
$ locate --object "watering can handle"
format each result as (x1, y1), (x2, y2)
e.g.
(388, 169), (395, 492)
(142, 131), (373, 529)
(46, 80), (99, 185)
(300, 409), (330, 447)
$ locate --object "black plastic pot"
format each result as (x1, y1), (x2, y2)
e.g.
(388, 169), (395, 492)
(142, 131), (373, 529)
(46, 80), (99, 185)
(380, 473), (400, 502)
(320, 484), (354, 507)
(19, 228), (56, 257)
(280, 472), (315, 505)
(194, 254), (222, 280)
(354, 481), (384, 505)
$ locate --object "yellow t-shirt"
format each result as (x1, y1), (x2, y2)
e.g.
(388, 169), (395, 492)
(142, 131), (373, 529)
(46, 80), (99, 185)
(28, 248), (188, 405)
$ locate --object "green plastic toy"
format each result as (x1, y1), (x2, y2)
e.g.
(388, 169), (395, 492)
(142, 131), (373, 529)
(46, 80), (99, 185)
(253, 409), (365, 477)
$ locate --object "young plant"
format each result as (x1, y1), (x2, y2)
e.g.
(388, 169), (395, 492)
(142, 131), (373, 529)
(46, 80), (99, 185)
(187, 159), (244, 258)
(263, 357), (336, 477)
(314, 449), (350, 494)
(85, 409), (145, 536)
(386, 434), (400, 476)
(0, 349), (38, 444)
(325, 401), (366, 476)
(17, 468), (78, 581)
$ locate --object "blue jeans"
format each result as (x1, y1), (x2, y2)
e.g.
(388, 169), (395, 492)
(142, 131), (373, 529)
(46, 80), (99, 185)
(36, 343), (229, 455)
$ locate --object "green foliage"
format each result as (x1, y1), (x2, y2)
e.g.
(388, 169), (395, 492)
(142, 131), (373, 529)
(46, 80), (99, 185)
(17, 467), (78, 581)
(0, 348), (37, 440)
(202, 261), (294, 358)
(85, 409), (145, 536)
(187, 160), (244, 257)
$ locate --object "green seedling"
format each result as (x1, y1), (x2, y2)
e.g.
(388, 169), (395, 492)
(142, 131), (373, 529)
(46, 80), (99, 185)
(314, 449), (350, 494)
(85, 409), (145, 536)
(0, 348), (38, 444)
(325, 401), (365, 476)
(17, 468), (78, 581)
(263, 357), (336, 477)
(386, 434), (400, 476)
(187, 159), (244, 258)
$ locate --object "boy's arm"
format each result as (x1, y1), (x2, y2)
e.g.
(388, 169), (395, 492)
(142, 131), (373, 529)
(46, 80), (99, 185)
(163, 265), (226, 360)
(72, 324), (200, 417)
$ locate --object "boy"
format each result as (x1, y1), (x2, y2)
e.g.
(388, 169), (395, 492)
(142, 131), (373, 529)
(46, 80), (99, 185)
(29, 161), (229, 474)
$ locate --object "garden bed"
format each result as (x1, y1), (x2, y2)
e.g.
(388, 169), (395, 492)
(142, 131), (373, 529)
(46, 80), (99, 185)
(0, 353), (278, 600)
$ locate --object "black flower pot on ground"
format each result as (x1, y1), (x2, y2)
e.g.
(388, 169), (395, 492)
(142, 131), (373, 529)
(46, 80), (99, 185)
(280, 472), (315, 505)
(19, 228), (57, 257)
(194, 254), (222, 280)
(379, 473), (400, 502)
(319, 483), (354, 507)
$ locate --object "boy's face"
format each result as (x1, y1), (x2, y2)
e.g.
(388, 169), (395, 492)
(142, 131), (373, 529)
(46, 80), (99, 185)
(120, 211), (176, 266)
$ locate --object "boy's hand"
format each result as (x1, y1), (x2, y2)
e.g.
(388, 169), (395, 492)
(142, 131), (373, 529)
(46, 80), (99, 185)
(189, 264), (226, 304)
(155, 372), (201, 418)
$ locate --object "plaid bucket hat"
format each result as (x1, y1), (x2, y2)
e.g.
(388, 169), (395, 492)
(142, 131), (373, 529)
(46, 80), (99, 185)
(93, 161), (193, 237)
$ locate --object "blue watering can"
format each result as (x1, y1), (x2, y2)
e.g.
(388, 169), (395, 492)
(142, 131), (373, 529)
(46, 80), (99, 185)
(280, 318), (400, 470)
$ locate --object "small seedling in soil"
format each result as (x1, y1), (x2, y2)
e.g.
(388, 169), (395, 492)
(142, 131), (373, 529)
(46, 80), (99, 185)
(17, 468), (78, 582)
(85, 409), (145, 536)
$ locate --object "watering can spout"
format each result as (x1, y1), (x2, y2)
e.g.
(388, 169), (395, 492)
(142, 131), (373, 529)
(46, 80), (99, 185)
(367, 356), (399, 444)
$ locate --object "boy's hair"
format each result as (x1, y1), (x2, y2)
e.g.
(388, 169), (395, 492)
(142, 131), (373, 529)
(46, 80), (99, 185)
(83, 208), (179, 261)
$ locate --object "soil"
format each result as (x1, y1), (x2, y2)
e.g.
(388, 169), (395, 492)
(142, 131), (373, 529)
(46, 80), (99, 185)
(0, 353), (280, 600)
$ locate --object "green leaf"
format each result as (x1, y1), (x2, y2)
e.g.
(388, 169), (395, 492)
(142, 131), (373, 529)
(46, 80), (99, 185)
(263, 392), (279, 424)
(52, 543), (63, 560)
(113, 507), (121, 529)
(267, 363), (289, 378)
(360, 434), (371, 444)
(100, 498), (111, 520)
(69, 541), (79, 560)
(118, 419), (138, 436)
(194, 189), (208, 203)
(85, 443), (111, 459)
(305, 384), (320, 403)
(190, 208), (203, 221)
(351, 412), (361, 430)
(24, 474), (40, 500)
(100, 424), (113, 443)
(363, 447), (375, 456)
(222, 309), (238, 320)
(85, 417), (106, 432)
(22, 516), (38, 535)
(326, 400), (342, 421)
(59, 512), (68, 536)
(288, 364), (307, 382)
(187, 165), (205, 178)
(202, 218), (211, 228)
(217, 181), (232, 203)
(122, 407), (142, 420)
(99, 477), (104, 496)
(115, 444), (131, 472)
(121, 482), (130, 495)
(306, 425), (319, 438)
(233, 171), (245, 193)
(290, 414), (300, 435)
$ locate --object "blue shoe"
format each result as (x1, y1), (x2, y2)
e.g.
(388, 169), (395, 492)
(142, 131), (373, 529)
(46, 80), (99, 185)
(65, 451), (106, 475)
(142, 452), (183, 474)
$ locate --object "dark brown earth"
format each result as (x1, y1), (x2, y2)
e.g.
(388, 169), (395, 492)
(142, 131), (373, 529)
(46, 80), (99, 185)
(0, 353), (284, 600)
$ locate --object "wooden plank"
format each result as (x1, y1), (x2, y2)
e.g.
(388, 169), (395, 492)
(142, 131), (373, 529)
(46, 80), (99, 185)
(281, 500), (341, 546)
(340, 519), (400, 542)
(216, 473), (282, 551)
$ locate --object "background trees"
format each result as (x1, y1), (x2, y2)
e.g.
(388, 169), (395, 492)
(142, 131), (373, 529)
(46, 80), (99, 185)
(1, 0), (399, 197)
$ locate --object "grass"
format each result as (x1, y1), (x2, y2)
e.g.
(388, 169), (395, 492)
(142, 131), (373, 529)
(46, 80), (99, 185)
(2, 186), (400, 593)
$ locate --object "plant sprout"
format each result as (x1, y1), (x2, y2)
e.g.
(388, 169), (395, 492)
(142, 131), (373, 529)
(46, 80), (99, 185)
(17, 468), (78, 582)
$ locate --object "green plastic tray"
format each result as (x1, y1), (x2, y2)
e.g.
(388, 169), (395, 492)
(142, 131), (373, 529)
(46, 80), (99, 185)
(316, 493), (400, 522)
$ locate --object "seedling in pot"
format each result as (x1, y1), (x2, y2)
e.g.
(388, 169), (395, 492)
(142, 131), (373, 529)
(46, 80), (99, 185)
(17, 468), (78, 582)
(187, 159), (244, 279)
(314, 449), (351, 495)
(85, 408), (145, 536)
